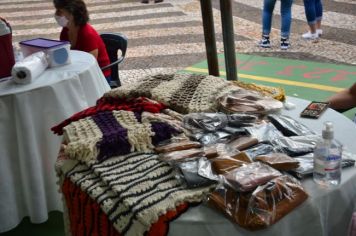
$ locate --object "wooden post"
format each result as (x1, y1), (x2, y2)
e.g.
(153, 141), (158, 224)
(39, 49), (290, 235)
(220, 0), (238, 80)
(199, 0), (219, 76)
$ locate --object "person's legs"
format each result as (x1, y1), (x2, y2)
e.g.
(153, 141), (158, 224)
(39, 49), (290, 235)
(262, 0), (276, 36)
(303, 0), (318, 39)
(280, 0), (293, 38)
(315, 0), (323, 35)
(280, 0), (293, 49)
(260, 0), (276, 48)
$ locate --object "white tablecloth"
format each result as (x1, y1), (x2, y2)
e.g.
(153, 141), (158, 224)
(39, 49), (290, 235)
(169, 96), (356, 236)
(0, 50), (110, 233)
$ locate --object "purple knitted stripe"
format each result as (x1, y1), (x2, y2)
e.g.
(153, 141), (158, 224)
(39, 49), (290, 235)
(151, 122), (181, 145)
(92, 111), (131, 161)
(134, 112), (142, 122)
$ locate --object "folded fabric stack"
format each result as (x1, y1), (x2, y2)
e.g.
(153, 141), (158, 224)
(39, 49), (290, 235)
(56, 152), (212, 236)
(62, 110), (181, 164)
(105, 73), (238, 114)
(52, 97), (166, 135)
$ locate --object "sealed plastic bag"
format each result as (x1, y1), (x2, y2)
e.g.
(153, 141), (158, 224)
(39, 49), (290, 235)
(211, 152), (252, 175)
(270, 136), (315, 157)
(245, 122), (284, 142)
(218, 90), (283, 115)
(154, 139), (201, 153)
(178, 159), (216, 188)
(227, 136), (259, 151)
(267, 114), (315, 137)
(183, 113), (228, 132)
(255, 153), (299, 171)
(159, 148), (204, 163)
(208, 175), (308, 230)
(224, 162), (281, 192)
(244, 143), (275, 160)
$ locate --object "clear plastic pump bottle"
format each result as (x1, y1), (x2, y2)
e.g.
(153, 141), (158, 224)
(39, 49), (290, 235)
(313, 121), (342, 186)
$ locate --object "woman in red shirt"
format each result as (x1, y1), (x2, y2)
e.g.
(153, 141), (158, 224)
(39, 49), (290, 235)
(53, 0), (112, 83)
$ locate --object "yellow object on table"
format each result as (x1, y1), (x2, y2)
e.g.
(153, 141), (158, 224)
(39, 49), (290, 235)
(233, 81), (286, 101)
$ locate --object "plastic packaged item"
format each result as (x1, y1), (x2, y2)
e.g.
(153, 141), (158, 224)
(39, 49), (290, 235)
(224, 162), (281, 192)
(193, 131), (232, 145)
(159, 148), (204, 163)
(183, 113), (228, 132)
(244, 143), (275, 160)
(245, 122), (284, 142)
(227, 136), (259, 151)
(208, 175), (308, 230)
(154, 140), (201, 153)
(19, 38), (71, 67)
(270, 136), (315, 157)
(267, 114), (315, 137)
(313, 121), (342, 186)
(11, 51), (49, 84)
(227, 113), (258, 127)
(197, 157), (220, 181)
(0, 18), (15, 78)
(211, 152), (252, 175)
(255, 153), (299, 171)
(290, 153), (354, 179)
(218, 90), (283, 115)
(203, 146), (219, 159)
(178, 160), (216, 188)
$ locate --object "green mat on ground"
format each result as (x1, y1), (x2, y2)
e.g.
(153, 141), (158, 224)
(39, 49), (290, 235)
(184, 53), (356, 120)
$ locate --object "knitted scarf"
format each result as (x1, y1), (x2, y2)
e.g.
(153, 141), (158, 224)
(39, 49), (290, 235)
(56, 152), (212, 236)
(52, 97), (166, 135)
(105, 73), (238, 114)
(63, 110), (181, 163)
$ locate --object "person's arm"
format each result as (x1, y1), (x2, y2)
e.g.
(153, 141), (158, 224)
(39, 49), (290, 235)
(327, 83), (356, 110)
(88, 49), (98, 59)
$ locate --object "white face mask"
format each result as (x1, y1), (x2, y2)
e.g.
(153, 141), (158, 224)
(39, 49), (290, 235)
(54, 14), (69, 27)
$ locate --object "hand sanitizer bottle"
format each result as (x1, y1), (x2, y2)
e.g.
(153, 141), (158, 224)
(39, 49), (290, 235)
(313, 121), (342, 186)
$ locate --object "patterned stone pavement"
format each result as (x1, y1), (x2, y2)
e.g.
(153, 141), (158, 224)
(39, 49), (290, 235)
(1, 0), (355, 85)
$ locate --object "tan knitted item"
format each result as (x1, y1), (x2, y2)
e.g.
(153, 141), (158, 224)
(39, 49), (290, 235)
(104, 73), (239, 114)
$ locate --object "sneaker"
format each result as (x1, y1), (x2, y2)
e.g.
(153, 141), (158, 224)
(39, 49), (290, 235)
(259, 35), (271, 48)
(316, 29), (323, 36)
(280, 37), (290, 50)
(302, 31), (319, 40)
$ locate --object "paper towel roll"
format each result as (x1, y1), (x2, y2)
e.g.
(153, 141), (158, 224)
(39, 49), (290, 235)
(12, 51), (49, 84)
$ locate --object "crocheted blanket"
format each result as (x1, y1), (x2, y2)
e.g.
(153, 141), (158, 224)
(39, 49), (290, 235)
(62, 110), (181, 163)
(56, 152), (212, 236)
(52, 97), (166, 135)
(105, 73), (238, 114)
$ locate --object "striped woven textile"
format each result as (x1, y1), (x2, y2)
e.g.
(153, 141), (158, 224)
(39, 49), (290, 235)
(51, 97), (166, 135)
(105, 73), (239, 114)
(56, 152), (212, 236)
(63, 110), (181, 163)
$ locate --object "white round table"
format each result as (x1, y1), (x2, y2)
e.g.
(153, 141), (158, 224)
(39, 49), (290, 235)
(0, 50), (110, 233)
(169, 96), (356, 236)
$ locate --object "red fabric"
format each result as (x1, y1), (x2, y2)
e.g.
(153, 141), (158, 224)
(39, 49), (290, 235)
(60, 23), (111, 77)
(62, 178), (189, 236)
(51, 97), (166, 135)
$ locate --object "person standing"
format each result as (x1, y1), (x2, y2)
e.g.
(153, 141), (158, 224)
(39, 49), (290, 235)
(302, 0), (323, 40)
(259, 0), (294, 50)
